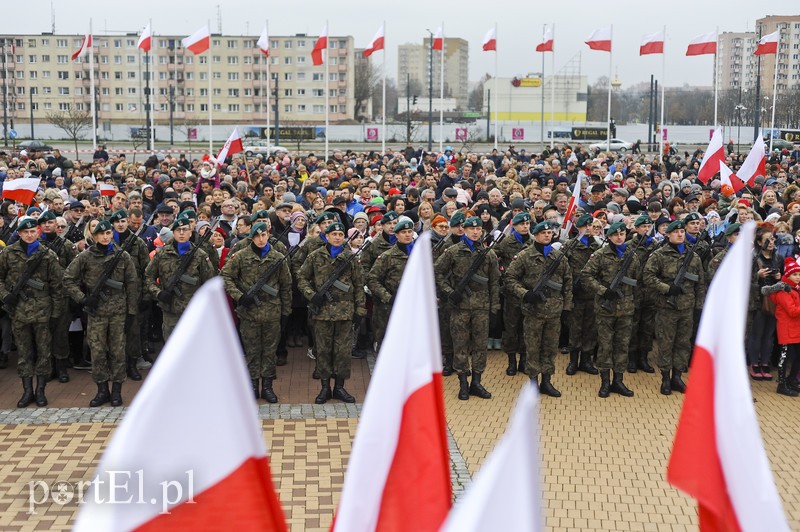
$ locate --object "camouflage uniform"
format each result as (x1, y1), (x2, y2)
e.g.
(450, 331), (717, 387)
(493, 231), (531, 372)
(144, 242), (216, 340)
(359, 231), (395, 273)
(565, 235), (601, 370)
(228, 235), (288, 258)
(628, 235), (659, 370)
(366, 244), (410, 348)
(191, 232), (221, 273)
(290, 235), (328, 275)
(41, 233), (77, 366)
(0, 241), (64, 377)
(64, 244), (139, 384)
(115, 229), (150, 370)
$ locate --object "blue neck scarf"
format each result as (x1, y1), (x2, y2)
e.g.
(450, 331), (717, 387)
(612, 242), (626, 258)
(177, 241), (191, 256)
(461, 235), (477, 252)
(511, 229), (525, 245)
(644, 236), (653, 246)
(320, 233), (328, 244)
(25, 240), (40, 256)
(676, 243), (686, 255)
(579, 235), (589, 246)
(686, 233), (698, 245)
(386, 232), (397, 245)
(543, 244), (552, 257)
(399, 241), (414, 256)
(329, 244), (344, 258)
(260, 242), (271, 258)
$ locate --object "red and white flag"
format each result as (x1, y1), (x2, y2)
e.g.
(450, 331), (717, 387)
(137, 24), (152, 53)
(686, 31), (717, 56)
(73, 279), (287, 532)
(737, 136), (767, 187)
(640, 30), (664, 55)
(363, 24), (385, 57)
(535, 25), (553, 52)
(697, 128), (726, 184)
(1, 177), (40, 205)
(562, 173), (582, 234)
(441, 384), (543, 532)
(311, 24), (328, 66)
(432, 26), (444, 51)
(182, 25), (210, 55)
(216, 128), (244, 165)
(98, 183), (116, 197)
(719, 163), (746, 194)
(71, 34), (92, 61)
(482, 26), (497, 52)
(585, 27), (612, 52)
(257, 25), (269, 57)
(333, 233), (451, 532)
(755, 30), (779, 55)
(667, 222), (789, 532)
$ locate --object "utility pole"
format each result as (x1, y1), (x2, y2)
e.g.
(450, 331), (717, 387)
(406, 73), (411, 143)
(273, 75), (280, 146)
(144, 48), (151, 151)
(753, 25), (762, 143)
(486, 89), (491, 143)
(427, 31), (433, 152)
(1, 39), (7, 147)
(168, 40), (175, 145)
(653, 80), (658, 150)
(647, 75), (654, 152)
(29, 90), (34, 139)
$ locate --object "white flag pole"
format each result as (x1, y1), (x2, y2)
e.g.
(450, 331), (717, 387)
(149, 19), (155, 154)
(438, 22), (445, 154)
(714, 26), (719, 128)
(89, 19), (97, 153)
(381, 21), (386, 155)
(325, 21), (329, 161)
(659, 26), (666, 159)
(265, 20), (270, 147)
(606, 25), (613, 149)
(550, 23), (555, 147)
(769, 26), (780, 154)
(493, 23), (498, 151)
(540, 25), (545, 149)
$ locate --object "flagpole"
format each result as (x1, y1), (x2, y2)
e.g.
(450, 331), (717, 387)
(769, 26), (780, 154)
(438, 21), (444, 154)
(325, 20), (329, 161)
(148, 19), (155, 154)
(606, 25), (612, 149)
(659, 25), (666, 159)
(265, 20), (270, 147)
(550, 23), (555, 147)
(89, 19), (97, 153)
(493, 24), (498, 151)
(714, 25), (719, 128)
(540, 25), (545, 149)
(208, 20), (213, 153)
(381, 21), (386, 155)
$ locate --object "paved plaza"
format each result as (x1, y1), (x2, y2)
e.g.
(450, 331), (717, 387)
(0, 347), (799, 531)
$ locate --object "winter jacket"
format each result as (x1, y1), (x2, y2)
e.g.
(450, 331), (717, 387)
(770, 280), (800, 345)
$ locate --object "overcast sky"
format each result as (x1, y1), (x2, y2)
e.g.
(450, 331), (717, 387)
(10, 0), (781, 88)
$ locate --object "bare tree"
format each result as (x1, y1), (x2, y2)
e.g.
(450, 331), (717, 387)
(355, 59), (380, 121)
(457, 124), (481, 153)
(46, 107), (92, 159)
(129, 128), (147, 163)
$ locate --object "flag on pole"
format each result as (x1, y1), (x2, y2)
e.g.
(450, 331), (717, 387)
(98, 183), (116, 197)
(1, 177), (40, 205)
(363, 24), (385, 57)
(719, 163), (746, 194)
(482, 27), (497, 51)
(137, 24), (152, 53)
(73, 279), (287, 532)
(686, 32), (717, 56)
(561, 173), (582, 234)
(333, 233), (451, 532)
(71, 34), (92, 61)
(640, 30), (665, 55)
(441, 384), (543, 532)
(216, 128), (244, 166)
(311, 24), (328, 66)
(182, 26), (210, 55)
(697, 128), (726, 184)
(667, 222), (790, 532)
(736, 136), (767, 186)
(432, 26), (444, 51)
(535, 26), (554, 52)
(755, 30), (779, 55)
(257, 25), (270, 57)
(585, 27), (612, 52)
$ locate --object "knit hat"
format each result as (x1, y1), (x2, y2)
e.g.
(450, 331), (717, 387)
(353, 212), (369, 224)
(785, 257), (800, 278)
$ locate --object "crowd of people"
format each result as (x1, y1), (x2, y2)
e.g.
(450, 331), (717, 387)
(0, 138), (799, 407)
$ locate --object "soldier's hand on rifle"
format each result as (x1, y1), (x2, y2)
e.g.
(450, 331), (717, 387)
(81, 294), (99, 309)
(667, 285), (684, 296)
(310, 293), (325, 307)
(238, 293), (257, 308)
(2, 293), (18, 308)
(448, 291), (463, 306)
(602, 288), (621, 300)
(523, 290), (545, 304)
(157, 290), (174, 305)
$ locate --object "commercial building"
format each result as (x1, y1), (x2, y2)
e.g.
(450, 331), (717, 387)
(483, 75), (587, 122)
(397, 37), (469, 110)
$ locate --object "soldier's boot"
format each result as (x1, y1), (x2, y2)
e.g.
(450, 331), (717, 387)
(469, 372), (492, 399)
(518, 353), (528, 375)
(598, 370), (611, 398)
(777, 364), (799, 397)
(333, 377), (356, 403)
(35, 376), (48, 407)
(627, 350), (639, 373)
(506, 353), (518, 376)
(315, 379), (332, 404)
(457, 373), (470, 401)
(17, 378), (35, 408)
(610, 371), (634, 397)
(660, 371), (672, 396)
(0, 351), (8, 369)
(89, 382), (111, 407)
(276, 355), (288, 367)
(312, 368), (320, 380)
(56, 359), (70, 383)
(539, 374), (561, 398)
(442, 354), (454, 377)
(251, 379), (260, 400)
(566, 350), (579, 375)
(578, 350), (599, 375)
(670, 370), (686, 394)
(638, 352), (655, 373)
(261, 378), (278, 404)
(126, 357), (142, 382)
(110, 382), (123, 407)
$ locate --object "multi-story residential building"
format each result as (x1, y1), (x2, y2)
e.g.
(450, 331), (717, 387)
(397, 37), (468, 110)
(756, 15), (800, 94)
(717, 31), (757, 90)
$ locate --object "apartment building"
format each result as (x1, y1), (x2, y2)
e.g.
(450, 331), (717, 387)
(397, 37), (469, 110)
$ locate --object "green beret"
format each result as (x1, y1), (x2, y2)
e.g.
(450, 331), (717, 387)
(178, 209), (197, 220)
(93, 219), (113, 234)
(171, 217), (191, 231)
(250, 222), (269, 238)
(325, 221), (346, 235)
(531, 221), (552, 234)
(463, 216), (481, 228)
(574, 213), (593, 228)
(512, 212), (531, 225)
(684, 212), (701, 223)
(314, 211), (336, 224)
(449, 211), (466, 227)
(724, 223), (741, 237)
(394, 217), (414, 232)
(250, 209), (270, 223)
(634, 214), (653, 227)
(544, 221), (561, 230)
(37, 211), (57, 224)
(605, 221), (627, 237)
(18, 216), (38, 231)
(381, 210), (400, 224)
(109, 209), (128, 223)
(665, 219), (685, 233)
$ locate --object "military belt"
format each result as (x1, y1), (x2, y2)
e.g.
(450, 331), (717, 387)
(260, 284), (279, 297)
(333, 280), (351, 293)
(544, 279), (562, 291)
(25, 278), (45, 291)
(684, 273), (700, 283)
(104, 279), (124, 290)
(180, 274), (199, 286)
(621, 276), (637, 287)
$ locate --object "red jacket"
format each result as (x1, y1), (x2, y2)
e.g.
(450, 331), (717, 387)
(771, 281), (800, 345)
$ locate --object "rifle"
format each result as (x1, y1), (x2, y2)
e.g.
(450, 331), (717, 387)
(666, 240), (700, 309)
(432, 233), (449, 254)
(157, 217), (220, 308)
(529, 237), (579, 301)
(241, 244), (300, 307)
(2, 242), (54, 312)
(0, 215), (18, 244)
(599, 236), (644, 313)
(308, 236), (369, 313)
(449, 233), (505, 303)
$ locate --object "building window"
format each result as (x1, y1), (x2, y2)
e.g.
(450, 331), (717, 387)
(228, 88), (239, 97)
(114, 55), (122, 64)
(228, 104), (239, 112)
(213, 88), (221, 95)
(59, 102), (70, 111)
(297, 56), (306, 64)
(128, 87), (136, 95)
(200, 104), (208, 111)
(57, 55), (68, 64)
(228, 72), (239, 81)
(127, 71), (136, 79)
(57, 71), (69, 80)
(227, 40), (237, 48)
(284, 57), (292, 65)
(284, 73), (292, 81)
(284, 89), (293, 96)
(298, 104), (306, 112)
(58, 87), (69, 95)
(312, 89), (324, 97)
(297, 72), (306, 81)
(56, 39), (67, 48)
(312, 73), (323, 81)
(212, 55), (221, 63)
(227, 56), (238, 64)
(313, 104), (324, 113)
(297, 88), (306, 96)
(127, 55), (136, 64)
(284, 40), (292, 48)
(284, 104), (292, 112)
(213, 103), (221, 111)
(212, 39), (221, 48)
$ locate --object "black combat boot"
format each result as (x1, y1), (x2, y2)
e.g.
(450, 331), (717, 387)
(566, 350), (579, 375)
(627, 350), (639, 373)
(56, 358), (70, 383)
(598, 370), (611, 398)
(442, 354), (454, 377)
(670, 370), (686, 393)
(90, 382), (111, 407)
(35, 376), (48, 407)
(660, 371), (672, 395)
(110, 382), (123, 407)
(518, 353), (527, 375)
(457, 373), (470, 400)
(578, 350), (599, 375)
(0, 351), (7, 369)
(469, 371), (492, 399)
(17, 377), (34, 408)
(506, 353), (518, 376)
(127, 357), (142, 381)
(539, 374), (561, 397)
(315, 379), (332, 404)
(333, 377), (355, 403)
(777, 365), (799, 397)
(610, 371), (634, 397)
(261, 378), (278, 403)
(639, 352), (655, 373)
(312, 368), (320, 379)
(251, 379), (260, 399)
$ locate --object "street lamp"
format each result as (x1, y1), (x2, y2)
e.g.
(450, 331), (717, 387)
(425, 29), (434, 152)
(735, 103), (747, 154)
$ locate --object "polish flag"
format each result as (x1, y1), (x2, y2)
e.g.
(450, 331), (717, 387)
(216, 128), (245, 166)
(441, 384), (543, 532)
(535, 25), (553, 52)
(71, 34), (92, 61)
(719, 163), (745, 194)
(73, 279), (287, 532)
(640, 30), (664, 55)
(482, 27), (497, 52)
(98, 183), (116, 197)
(585, 27), (612, 52)
(736, 136), (767, 187)
(333, 233), (451, 532)
(1, 177), (40, 205)
(686, 31), (717, 56)
(562, 173), (582, 234)
(182, 25), (210, 55)
(363, 24), (385, 57)
(697, 128), (726, 184)
(311, 24), (328, 66)
(257, 25), (269, 57)
(137, 24), (152, 53)
(667, 222), (790, 532)
(755, 30), (779, 55)
(432, 26), (444, 51)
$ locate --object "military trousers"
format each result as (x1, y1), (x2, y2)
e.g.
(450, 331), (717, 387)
(13, 319), (52, 378)
(125, 312), (142, 362)
(312, 319), (352, 380)
(240, 319), (280, 380)
(372, 301), (390, 350)
(654, 309), (692, 373)
(49, 303), (70, 361)
(161, 312), (180, 342)
(450, 308), (489, 374)
(629, 300), (656, 359)
(595, 311), (633, 373)
(438, 305), (454, 359)
(523, 313), (560, 376)
(501, 295), (525, 355)
(87, 314), (126, 384)
(569, 298), (597, 352)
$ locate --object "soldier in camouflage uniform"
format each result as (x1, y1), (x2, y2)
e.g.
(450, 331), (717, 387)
(683, 212), (709, 345)
(176, 210), (220, 273)
(643, 220), (706, 395)
(435, 211), (465, 375)
(0, 217), (64, 408)
(564, 213), (600, 376)
(581, 221), (639, 398)
(708, 223), (741, 280)
(297, 222), (366, 404)
(228, 210), (288, 258)
(144, 217), (216, 341)
(434, 216), (500, 401)
(493, 211), (532, 376)
(222, 222), (292, 403)
(64, 220), (139, 407)
(110, 209), (150, 382)
(505, 221), (573, 397)
(363, 211), (401, 351)
(627, 215), (658, 373)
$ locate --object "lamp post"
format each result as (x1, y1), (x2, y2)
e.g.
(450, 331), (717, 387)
(735, 103), (747, 155)
(425, 29), (433, 153)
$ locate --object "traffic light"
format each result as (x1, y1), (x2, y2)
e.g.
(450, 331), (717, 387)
(412, 95), (418, 105)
